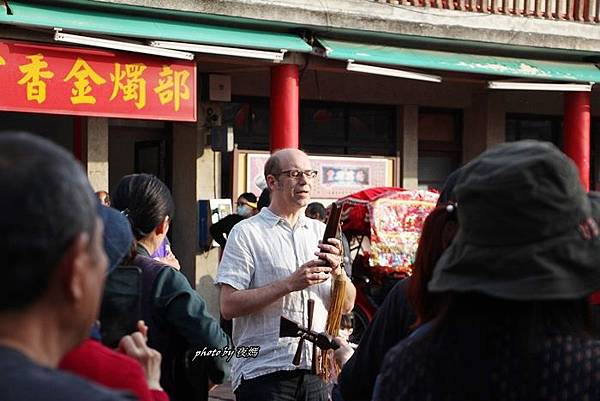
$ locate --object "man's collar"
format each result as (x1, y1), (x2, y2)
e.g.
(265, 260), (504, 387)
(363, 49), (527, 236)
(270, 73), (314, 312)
(260, 207), (309, 229)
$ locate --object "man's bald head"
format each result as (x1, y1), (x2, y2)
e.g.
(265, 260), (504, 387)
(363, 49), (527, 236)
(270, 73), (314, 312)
(264, 148), (310, 179)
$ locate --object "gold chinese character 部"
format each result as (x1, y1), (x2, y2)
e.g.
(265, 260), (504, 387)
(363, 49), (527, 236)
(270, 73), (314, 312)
(17, 54), (55, 104)
(153, 66), (190, 112)
(63, 57), (106, 105)
(110, 63), (147, 109)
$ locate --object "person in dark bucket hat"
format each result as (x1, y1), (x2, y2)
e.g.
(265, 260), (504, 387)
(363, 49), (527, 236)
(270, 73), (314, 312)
(428, 140), (600, 299)
(97, 203), (134, 273)
(374, 140), (600, 401)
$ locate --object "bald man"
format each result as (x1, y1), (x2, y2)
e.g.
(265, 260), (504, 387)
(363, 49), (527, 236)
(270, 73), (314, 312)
(216, 149), (356, 401)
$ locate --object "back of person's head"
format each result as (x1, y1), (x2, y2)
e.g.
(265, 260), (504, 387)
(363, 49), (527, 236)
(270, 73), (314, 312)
(420, 142), (600, 399)
(436, 168), (461, 206)
(0, 132), (98, 312)
(239, 192), (257, 204)
(97, 204), (134, 272)
(257, 188), (271, 210)
(305, 202), (326, 222)
(112, 174), (174, 240)
(429, 140), (600, 301)
(407, 203), (458, 328)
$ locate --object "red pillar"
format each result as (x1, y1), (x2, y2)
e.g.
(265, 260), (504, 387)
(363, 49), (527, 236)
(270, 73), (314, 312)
(563, 91), (591, 191)
(270, 64), (299, 152)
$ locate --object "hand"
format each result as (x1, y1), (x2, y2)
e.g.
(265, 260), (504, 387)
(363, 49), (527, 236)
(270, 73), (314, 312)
(286, 259), (332, 292)
(118, 320), (163, 391)
(315, 238), (343, 275)
(332, 336), (354, 368)
(155, 248), (181, 270)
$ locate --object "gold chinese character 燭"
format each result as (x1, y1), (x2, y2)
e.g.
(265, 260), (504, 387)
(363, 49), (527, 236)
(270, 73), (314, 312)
(110, 63), (147, 109)
(63, 57), (106, 105)
(153, 66), (190, 112)
(17, 54), (55, 104)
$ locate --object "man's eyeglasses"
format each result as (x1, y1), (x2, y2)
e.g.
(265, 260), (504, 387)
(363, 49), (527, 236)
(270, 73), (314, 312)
(275, 169), (319, 179)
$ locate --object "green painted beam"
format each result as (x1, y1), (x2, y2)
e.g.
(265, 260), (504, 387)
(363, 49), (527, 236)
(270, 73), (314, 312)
(1, 1), (312, 53)
(320, 38), (600, 83)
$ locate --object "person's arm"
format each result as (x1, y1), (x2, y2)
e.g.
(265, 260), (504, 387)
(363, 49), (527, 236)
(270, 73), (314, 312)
(339, 272), (356, 314)
(220, 259), (332, 319)
(209, 218), (229, 248)
(118, 321), (163, 392)
(152, 269), (231, 383)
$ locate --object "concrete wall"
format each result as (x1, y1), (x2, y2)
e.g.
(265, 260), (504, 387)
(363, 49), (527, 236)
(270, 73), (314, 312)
(97, 0), (600, 54)
(398, 105), (419, 189)
(171, 110), (222, 321)
(87, 117), (109, 192)
(463, 91), (506, 163)
(232, 69), (477, 108)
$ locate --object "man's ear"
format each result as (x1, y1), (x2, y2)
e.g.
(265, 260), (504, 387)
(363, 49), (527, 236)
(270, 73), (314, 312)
(266, 175), (277, 191)
(56, 232), (91, 303)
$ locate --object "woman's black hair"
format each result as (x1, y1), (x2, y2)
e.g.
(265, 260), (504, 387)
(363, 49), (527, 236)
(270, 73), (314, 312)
(257, 188), (271, 210)
(239, 192), (257, 203)
(112, 174), (175, 240)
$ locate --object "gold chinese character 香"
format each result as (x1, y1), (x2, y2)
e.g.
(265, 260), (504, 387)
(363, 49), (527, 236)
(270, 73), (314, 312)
(17, 54), (55, 104)
(110, 63), (147, 109)
(64, 57), (106, 105)
(153, 66), (190, 112)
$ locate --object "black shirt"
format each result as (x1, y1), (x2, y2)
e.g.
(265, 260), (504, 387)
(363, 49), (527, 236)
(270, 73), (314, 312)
(375, 331), (600, 401)
(209, 214), (245, 248)
(0, 346), (133, 401)
(338, 278), (416, 401)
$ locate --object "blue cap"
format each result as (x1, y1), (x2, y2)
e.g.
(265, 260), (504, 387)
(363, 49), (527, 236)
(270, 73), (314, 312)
(97, 203), (134, 273)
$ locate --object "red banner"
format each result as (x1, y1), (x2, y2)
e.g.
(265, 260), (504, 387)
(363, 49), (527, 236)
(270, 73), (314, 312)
(0, 40), (196, 121)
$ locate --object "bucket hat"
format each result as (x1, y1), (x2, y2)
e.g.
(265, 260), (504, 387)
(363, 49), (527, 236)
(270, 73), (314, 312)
(429, 140), (600, 300)
(97, 203), (134, 273)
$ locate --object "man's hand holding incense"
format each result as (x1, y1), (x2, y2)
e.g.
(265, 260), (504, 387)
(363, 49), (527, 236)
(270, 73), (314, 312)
(316, 238), (343, 276)
(287, 260), (332, 291)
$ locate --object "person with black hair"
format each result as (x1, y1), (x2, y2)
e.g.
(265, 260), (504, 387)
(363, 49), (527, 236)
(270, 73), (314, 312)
(209, 192), (258, 248)
(0, 132), (131, 401)
(375, 141), (600, 401)
(257, 187), (271, 210)
(60, 204), (168, 401)
(305, 202), (326, 221)
(112, 174), (231, 401)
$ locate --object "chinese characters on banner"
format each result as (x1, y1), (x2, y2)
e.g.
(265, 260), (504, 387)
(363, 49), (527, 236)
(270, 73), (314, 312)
(0, 40), (196, 121)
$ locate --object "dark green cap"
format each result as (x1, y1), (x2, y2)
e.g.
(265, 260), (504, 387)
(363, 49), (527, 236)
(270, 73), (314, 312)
(429, 140), (600, 300)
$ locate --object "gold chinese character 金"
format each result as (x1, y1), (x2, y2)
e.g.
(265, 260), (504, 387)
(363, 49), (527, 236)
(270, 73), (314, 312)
(63, 57), (106, 105)
(17, 54), (55, 104)
(110, 63), (147, 109)
(153, 66), (190, 112)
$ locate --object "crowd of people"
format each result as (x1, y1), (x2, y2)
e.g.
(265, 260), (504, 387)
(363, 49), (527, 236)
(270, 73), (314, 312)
(2, 131), (600, 401)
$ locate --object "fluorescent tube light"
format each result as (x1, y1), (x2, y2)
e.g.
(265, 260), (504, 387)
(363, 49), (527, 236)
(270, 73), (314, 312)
(346, 60), (441, 83)
(488, 81), (593, 91)
(149, 41), (287, 62)
(54, 30), (194, 60)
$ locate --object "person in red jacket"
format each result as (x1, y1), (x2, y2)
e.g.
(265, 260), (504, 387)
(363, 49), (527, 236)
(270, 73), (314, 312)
(61, 321), (167, 401)
(60, 204), (169, 401)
